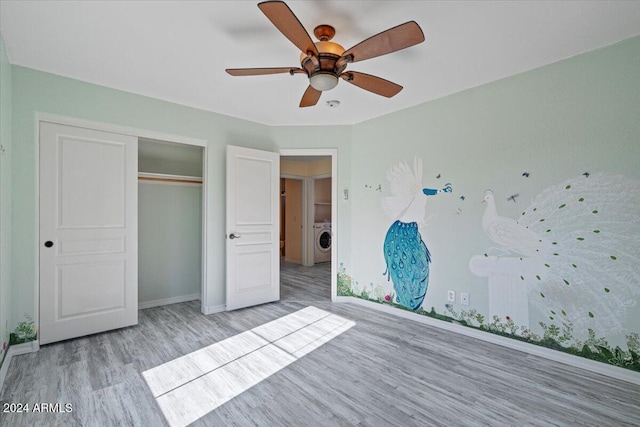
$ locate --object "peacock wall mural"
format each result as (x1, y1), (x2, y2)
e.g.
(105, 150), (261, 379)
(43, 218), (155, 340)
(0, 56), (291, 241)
(337, 36), (640, 372)
(338, 166), (640, 371)
(471, 172), (640, 343)
(381, 158), (452, 311)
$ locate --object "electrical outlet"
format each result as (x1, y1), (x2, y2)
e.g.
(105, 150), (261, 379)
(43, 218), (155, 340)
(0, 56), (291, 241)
(447, 290), (455, 302)
(460, 292), (470, 306)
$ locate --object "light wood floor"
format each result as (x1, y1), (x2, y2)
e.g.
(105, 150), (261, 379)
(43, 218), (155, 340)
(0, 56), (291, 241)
(280, 260), (331, 302)
(2, 262), (639, 426)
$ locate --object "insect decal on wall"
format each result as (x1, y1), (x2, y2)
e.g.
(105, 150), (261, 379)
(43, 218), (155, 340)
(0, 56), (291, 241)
(436, 173), (441, 179)
(459, 195), (465, 201)
(522, 172), (530, 178)
(507, 194), (519, 203)
(583, 172), (590, 177)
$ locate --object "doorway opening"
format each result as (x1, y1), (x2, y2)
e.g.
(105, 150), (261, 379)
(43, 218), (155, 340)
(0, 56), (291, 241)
(279, 149), (337, 303)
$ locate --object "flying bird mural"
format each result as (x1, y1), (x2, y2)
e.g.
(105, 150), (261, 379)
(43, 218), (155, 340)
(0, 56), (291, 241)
(382, 158), (452, 310)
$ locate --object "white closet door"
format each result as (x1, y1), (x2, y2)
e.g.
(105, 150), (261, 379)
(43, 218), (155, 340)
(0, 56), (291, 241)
(39, 122), (138, 345)
(226, 145), (280, 311)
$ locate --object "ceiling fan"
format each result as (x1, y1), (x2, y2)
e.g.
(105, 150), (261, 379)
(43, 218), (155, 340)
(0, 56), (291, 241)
(226, 1), (425, 107)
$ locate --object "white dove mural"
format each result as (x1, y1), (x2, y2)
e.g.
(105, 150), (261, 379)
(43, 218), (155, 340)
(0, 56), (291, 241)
(472, 173), (640, 341)
(481, 190), (550, 257)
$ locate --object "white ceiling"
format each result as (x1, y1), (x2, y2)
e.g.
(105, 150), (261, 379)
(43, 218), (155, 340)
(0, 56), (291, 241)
(2, 1), (640, 127)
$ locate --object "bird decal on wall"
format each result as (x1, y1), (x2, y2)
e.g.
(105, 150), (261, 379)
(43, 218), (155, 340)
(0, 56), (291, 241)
(382, 158), (452, 310)
(477, 173), (640, 339)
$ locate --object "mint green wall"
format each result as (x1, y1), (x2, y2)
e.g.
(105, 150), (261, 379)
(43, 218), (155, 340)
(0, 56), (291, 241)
(347, 36), (640, 348)
(0, 33), (12, 361)
(10, 65), (351, 323)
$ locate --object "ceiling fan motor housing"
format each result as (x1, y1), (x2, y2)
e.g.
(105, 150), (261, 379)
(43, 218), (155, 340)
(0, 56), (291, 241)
(300, 26), (348, 91)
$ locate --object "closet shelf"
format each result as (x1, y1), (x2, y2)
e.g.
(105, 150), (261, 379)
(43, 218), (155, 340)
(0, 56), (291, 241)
(138, 172), (202, 185)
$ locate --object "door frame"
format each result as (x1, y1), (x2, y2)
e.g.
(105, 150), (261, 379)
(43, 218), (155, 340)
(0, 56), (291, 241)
(279, 148), (338, 302)
(34, 113), (210, 333)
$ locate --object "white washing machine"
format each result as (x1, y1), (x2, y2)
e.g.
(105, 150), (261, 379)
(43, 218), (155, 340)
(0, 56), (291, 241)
(314, 223), (332, 263)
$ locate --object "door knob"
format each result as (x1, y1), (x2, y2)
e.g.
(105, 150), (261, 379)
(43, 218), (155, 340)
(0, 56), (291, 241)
(229, 233), (241, 240)
(44, 241), (54, 248)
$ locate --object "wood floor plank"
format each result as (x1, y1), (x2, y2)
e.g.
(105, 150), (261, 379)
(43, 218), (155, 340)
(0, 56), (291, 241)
(1, 262), (639, 426)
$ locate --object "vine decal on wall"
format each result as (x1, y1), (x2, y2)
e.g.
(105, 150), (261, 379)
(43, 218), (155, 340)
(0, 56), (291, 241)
(337, 263), (640, 371)
(381, 158), (452, 310)
(10, 314), (37, 345)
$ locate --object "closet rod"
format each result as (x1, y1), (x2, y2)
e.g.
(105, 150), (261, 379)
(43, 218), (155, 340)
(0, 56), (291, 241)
(138, 172), (202, 185)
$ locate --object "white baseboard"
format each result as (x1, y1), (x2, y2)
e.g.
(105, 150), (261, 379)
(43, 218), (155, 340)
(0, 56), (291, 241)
(0, 340), (40, 394)
(138, 294), (200, 310)
(341, 297), (640, 386)
(202, 304), (226, 315)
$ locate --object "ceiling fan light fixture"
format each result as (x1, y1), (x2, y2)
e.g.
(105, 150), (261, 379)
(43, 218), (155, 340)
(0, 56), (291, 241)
(228, 2), (426, 107)
(309, 72), (339, 91)
(316, 40), (345, 56)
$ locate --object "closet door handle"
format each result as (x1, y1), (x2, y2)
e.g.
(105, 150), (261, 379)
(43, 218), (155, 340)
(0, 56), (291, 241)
(229, 233), (241, 240)
(44, 241), (54, 248)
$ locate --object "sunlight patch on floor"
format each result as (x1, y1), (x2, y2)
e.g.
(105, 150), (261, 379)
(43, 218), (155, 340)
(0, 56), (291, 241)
(142, 306), (355, 427)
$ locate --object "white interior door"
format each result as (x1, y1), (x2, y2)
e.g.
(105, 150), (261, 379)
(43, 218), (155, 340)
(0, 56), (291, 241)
(39, 122), (138, 345)
(226, 145), (280, 311)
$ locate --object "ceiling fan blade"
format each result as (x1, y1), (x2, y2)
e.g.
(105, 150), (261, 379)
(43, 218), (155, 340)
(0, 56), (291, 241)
(226, 67), (303, 76)
(300, 85), (321, 107)
(258, 1), (318, 56)
(341, 71), (403, 98)
(341, 21), (424, 63)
